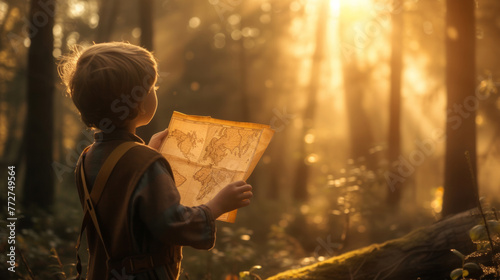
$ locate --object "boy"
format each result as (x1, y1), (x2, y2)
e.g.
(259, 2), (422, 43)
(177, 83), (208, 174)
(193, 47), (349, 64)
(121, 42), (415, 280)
(58, 42), (253, 280)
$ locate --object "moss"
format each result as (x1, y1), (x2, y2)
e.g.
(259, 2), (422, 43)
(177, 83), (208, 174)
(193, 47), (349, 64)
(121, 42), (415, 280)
(266, 242), (392, 280)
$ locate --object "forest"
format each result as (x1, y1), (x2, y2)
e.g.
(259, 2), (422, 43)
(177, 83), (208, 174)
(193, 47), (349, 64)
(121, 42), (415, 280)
(0, 0), (499, 279)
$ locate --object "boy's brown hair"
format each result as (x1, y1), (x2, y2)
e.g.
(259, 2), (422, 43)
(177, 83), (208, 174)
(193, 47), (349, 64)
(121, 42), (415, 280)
(58, 42), (157, 130)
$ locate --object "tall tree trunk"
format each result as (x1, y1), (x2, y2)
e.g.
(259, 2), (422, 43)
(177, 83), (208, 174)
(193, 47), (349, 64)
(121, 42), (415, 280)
(266, 4), (288, 200)
(386, 0), (404, 207)
(293, 0), (329, 201)
(0, 3), (13, 46)
(342, 63), (376, 169)
(339, 3), (376, 171)
(442, 1), (477, 216)
(23, 0), (55, 211)
(136, 0), (157, 142)
(139, 0), (154, 51)
(96, 0), (119, 43)
(238, 16), (250, 122)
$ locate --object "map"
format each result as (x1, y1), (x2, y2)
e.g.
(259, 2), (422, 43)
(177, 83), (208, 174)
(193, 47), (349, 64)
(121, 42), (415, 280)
(159, 111), (275, 223)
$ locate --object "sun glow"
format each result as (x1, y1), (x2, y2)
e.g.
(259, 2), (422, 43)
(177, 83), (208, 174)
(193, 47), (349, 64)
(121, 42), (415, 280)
(336, 0), (374, 19)
(329, 0), (340, 18)
(341, 0), (372, 7)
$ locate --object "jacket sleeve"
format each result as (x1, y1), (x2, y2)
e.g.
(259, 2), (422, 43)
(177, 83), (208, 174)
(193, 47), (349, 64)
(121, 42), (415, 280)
(131, 159), (216, 250)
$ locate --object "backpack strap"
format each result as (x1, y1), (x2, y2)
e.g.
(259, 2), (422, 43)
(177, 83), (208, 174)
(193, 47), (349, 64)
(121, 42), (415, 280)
(75, 141), (139, 279)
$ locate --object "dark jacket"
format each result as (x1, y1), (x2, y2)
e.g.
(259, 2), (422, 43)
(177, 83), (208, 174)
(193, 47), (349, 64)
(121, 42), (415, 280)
(75, 129), (216, 280)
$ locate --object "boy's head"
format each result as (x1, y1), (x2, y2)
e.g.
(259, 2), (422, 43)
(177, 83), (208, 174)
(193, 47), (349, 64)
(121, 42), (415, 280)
(59, 42), (158, 131)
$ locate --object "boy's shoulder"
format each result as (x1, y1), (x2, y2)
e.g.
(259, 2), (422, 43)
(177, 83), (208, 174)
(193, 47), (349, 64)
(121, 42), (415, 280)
(85, 142), (173, 184)
(80, 141), (167, 172)
(129, 142), (162, 154)
(122, 142), (173, 176)
(122, 142), (166, 163)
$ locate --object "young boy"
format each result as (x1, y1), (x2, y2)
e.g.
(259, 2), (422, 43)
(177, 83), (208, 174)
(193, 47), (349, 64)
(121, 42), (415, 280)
(59, 42), (253, 280)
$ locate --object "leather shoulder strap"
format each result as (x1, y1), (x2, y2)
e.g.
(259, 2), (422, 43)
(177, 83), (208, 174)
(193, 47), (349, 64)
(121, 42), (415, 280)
(76, 141), (140, 279)
(89, 142), (139, 205)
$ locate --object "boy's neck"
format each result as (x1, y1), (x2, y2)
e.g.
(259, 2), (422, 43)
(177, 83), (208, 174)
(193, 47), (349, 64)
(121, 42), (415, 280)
(124, 125), (137, 135)
(123, 120), (139, 135)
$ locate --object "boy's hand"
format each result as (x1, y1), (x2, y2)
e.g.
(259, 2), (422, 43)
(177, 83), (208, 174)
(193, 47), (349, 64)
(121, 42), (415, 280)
(148, 128), (169, 150)
(205, 181), (253, 219)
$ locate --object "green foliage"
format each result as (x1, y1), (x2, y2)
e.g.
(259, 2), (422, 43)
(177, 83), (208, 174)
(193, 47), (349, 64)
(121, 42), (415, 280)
(450, 208), (500, 280)
(463, 263), (482, 276)
(450, 268), (465, 280)
(448, 257), (482, 280)
(239, 265), (262, 280)
(451, 249), (465, 262)
(469, 221), (500, 243)
(216, 227), (257, 264)
(181, 226), (259, 279)
(180, 198), (315, 279)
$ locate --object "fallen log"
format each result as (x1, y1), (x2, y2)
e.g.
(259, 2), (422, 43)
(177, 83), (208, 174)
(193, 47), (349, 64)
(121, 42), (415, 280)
(266, 208), (482, 280)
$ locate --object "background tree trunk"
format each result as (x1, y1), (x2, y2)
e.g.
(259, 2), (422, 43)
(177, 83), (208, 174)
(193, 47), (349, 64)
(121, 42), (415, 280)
(136, 0), (158, 143)
(442, 0), (477, 216)
(238, 15), (250, 122)
(386, 0), (404, 207)
(96, 0), (119, 43)
(23, 0), (56, 211)
(293, 0), (329, 201)
(139, 0), (154, 51)
(267, 208), (480, 280)
(339, 3), (376, 171)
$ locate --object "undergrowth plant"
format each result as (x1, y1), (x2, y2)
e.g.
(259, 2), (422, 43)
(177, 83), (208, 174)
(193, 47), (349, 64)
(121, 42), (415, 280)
(449, 207), (500, 280)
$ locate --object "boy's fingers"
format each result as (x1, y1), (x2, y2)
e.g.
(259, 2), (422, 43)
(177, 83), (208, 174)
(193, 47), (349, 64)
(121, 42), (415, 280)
(150, 129), (169, 142)
(240, 199), (251, 207)
(155, 129), (169, 138)
(239, 191), (253, 200)
(237, 184), (252, 193)
(230, 180), (246, 187)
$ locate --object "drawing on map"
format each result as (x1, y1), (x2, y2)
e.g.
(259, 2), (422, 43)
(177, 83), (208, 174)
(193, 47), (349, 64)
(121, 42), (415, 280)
(159, 111), (275, 222)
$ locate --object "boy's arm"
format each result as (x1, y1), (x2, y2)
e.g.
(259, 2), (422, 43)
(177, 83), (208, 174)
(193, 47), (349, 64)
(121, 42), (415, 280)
(204, 181), (252, 219)
(132, 160), (216, 250)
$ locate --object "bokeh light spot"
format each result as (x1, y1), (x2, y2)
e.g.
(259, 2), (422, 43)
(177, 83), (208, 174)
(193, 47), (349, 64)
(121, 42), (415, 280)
(189, 17), (201, 29)
(132, 27), (141, 38)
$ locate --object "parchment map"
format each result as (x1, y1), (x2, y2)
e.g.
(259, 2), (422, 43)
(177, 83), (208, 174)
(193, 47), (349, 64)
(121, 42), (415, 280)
(159, 111), (274, 222)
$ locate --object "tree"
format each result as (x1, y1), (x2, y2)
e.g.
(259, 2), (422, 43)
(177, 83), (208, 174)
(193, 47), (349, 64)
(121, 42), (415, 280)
(442, 1), (477, 216)
(139, 0), (154, 51)
(339, 3), (377, 172)
(238, 13), (250, 122)
(293, 0), (329, 201)
(136, 0), (157, 142)
(96, 0), (119, 43)
(386, 0), (404, 207)
(23, 0), (56, 210)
